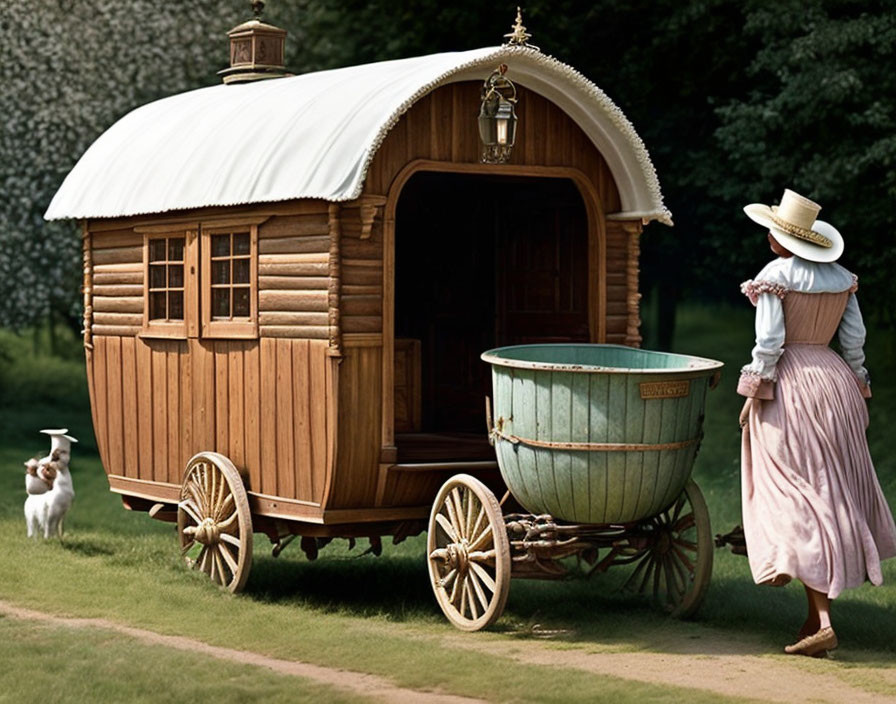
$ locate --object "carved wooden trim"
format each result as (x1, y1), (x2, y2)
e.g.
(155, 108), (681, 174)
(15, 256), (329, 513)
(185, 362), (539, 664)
(358, 195), (387, 240)
(134, 214), (271, 234)
(622, 220), (643, 347)
(82, 221), (94, 350)
(327, 203), (343, 356)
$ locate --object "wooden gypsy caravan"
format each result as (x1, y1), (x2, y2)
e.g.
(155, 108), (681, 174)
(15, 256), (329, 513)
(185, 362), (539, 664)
(45, 12), (684, 620)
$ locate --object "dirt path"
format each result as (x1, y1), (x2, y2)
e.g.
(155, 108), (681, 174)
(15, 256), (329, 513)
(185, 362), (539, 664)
(0, 601), (483, 704)
(433, 629), (896, 704)
(4, 599), (894, 703)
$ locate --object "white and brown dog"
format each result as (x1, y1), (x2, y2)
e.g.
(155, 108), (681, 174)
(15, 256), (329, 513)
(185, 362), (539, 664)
(24, 429), (77, 539)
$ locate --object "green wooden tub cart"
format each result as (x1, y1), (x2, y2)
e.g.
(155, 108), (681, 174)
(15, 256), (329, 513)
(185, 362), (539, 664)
(426, 344), (723, 631)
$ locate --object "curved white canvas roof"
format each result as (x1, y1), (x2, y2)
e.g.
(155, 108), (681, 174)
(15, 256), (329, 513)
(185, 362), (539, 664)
(45, 46), (671, 224)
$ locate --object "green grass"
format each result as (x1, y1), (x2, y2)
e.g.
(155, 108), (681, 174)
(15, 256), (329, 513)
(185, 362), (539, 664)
(0, 616), (365, 704)
(1, 310), (895, 702)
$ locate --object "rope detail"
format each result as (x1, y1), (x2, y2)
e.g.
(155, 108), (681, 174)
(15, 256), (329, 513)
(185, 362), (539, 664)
(769, 209), (832, 247)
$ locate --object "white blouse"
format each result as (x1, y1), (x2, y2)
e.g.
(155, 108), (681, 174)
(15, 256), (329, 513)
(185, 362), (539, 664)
(740, 257), (869, 386)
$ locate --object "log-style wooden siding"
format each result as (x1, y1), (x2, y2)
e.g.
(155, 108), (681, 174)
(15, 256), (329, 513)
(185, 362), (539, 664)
(604, 219), (643, 346)
(91, 229), (144, 336)
(338, 205), (384, 335)
(258, 210), (332, 339)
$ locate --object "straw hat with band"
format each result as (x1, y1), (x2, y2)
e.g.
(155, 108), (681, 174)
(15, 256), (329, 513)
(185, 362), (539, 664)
(744, 189), (844, 263)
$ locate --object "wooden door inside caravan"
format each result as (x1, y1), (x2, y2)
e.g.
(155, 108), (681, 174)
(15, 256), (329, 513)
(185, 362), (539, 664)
(393, 171), (596, 463)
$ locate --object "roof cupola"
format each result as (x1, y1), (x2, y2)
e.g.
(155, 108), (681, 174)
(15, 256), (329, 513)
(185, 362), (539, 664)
(219, 1), (291, 84)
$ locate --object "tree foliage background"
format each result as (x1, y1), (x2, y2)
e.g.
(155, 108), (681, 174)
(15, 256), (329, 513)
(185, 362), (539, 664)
(2, 0), (895, 340)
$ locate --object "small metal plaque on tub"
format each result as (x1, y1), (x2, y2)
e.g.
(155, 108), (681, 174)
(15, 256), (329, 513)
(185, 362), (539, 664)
(639, 380), (690, 400)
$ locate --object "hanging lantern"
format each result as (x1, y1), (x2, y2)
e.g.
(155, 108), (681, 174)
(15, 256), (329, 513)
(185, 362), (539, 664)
(478, 64), (518, 164)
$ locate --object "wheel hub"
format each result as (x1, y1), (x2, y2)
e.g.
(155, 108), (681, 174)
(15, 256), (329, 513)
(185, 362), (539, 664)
(447, 541), (470, 573)
(655, 530), (672, 554)
(194, 517), (221, 546)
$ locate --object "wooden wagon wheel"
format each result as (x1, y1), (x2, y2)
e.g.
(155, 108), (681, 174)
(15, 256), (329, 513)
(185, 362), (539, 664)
(427, 474), (511, 631)
(177, 452), (253, 593)
(623, 479), (713, 617)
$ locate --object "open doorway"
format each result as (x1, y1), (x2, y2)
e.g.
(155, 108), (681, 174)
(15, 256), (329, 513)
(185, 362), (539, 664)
(393, 171), (591, 462)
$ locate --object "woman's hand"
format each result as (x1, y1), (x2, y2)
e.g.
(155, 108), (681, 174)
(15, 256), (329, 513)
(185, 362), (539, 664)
(739, 398), (754, 429)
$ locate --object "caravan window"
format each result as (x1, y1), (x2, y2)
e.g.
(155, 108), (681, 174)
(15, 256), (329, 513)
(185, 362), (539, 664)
(140, 223), (258, 340)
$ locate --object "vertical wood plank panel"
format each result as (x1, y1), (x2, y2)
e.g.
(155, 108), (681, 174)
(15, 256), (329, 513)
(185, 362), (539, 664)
(244, 342), (261, 492)
(309, 340), (328, 503)
(587, 372), (609, 522)
(229, 344), (246, 471)
(639, 397), (663, 518)
(604, 373), (628, 522)
(622, 376), (646, 519)
(570, 371), (590, 522)
(84, 350), (101, 469)
(179, 342), (193, 471)
(191, 339), (215, 455)
(260, 338), (278, 496)
(92, 338), (109, 470)
(550, 371), (575, 517)
(450, 84), (463, 163)
(360, 345), (382, 503)
(167, 345), (181, 484)
(106, 337), (124, 476)
(388, 115), (409, 185)
(512, 368), (538, 511)
(429, 87), (452, 162)
(151, 346), (168, 484)
(408, 93), (430, 160)
(120, 337), (139, 479)
(330, 350), (362, 507)
(492, 369), (523, 508)
(533, 370), (560, 516)
(276, 340), (295, 499)
(293, 339), (313, 501)
(215, 344), (229, 458)
(135, 340), (152, 481)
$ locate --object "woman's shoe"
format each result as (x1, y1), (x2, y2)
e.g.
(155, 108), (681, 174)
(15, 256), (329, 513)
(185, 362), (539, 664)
(784, 627), (838, 657)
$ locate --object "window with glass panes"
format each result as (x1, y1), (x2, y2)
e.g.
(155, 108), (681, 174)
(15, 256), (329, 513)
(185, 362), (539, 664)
(148, 236), (185, 321)
(200, 225), (257, 339)
(210, 232), (251, 319)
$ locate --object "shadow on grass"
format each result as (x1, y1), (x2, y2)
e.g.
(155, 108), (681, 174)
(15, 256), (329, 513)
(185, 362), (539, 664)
(60, 537), (116, 558)
(246, 549), (434, 621)
(238, 540), (896, 659)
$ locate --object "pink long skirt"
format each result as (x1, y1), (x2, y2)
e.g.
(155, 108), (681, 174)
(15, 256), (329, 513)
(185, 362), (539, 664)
(742, 344), (896, 598)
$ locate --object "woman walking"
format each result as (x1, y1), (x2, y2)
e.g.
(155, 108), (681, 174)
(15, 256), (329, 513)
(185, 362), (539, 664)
(737, 189), (896, 656)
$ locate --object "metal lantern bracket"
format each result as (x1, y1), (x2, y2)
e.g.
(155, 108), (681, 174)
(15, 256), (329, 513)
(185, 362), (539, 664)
(479, 64), (519, 164)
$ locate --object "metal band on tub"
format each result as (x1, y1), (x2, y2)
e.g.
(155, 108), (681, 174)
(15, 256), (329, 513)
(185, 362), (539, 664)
(490, 427), (699, 452)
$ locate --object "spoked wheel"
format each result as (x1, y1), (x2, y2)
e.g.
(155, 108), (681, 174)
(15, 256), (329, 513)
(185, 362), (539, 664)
(623, 479), (713, 617)
(177, 452), (253, 593)
(427, 474), (511, 631)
